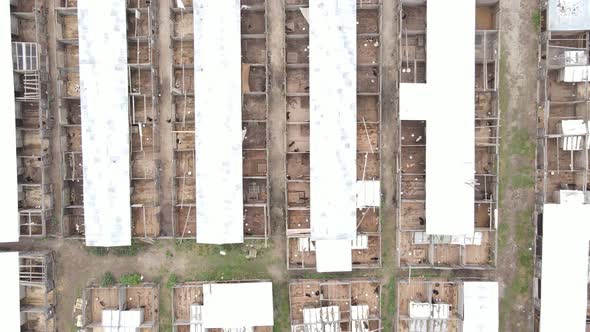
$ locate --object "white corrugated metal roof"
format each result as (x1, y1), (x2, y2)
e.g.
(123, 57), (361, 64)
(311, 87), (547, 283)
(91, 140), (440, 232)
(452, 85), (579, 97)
(298, 237), (316, 252)
(78, 0), (131, 247)
(194, 0), (244, 244)
(201, 282), (273, 329)
(560, 120), (589, 151)
(540, 194), (590, 332)
(351, 305), (370, 332)
(1, 2), (20, 243)
(351, 234), (369, 249)
(356, 180), (380, 208)
(351, 304), (369, 320)
(400, 0), (475, 236)
(431, 303), (450, 319)
(548, 0), (590, 31)
(0, 252), (20, 330)
(309, 0), (357, 243)
(559, 66), (590, 82)
(302, 306), (341, 332)
(409, 302), (431, 319)
(190, 304), (204, 332)
(463, 282), (498, 332)
(102, 309), (143, 331)
(556, 189), (586, 204)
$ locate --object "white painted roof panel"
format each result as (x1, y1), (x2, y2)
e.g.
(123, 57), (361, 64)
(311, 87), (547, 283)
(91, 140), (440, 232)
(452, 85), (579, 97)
(1, 2), (19, 243)
(548, 0), (590, 31)
(202, 282), (273, 328)
(309, 0), (357, 241)
(540, 198), (590, 332)
(463, 282), (498, 332)
(356, 180), (380, 208)
(400, 0), (475, 236)
(78, 0), (131, 247)
(194, 0), (244, 244)
(102, 309), (143, 329)
(559, 66), (590, 82)
(315, 239), (352, 272)
(0, 252), (20, 331)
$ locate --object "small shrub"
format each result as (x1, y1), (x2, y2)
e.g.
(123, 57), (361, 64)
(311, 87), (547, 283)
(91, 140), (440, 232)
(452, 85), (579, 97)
(120, 273), (142, 286)
(166, 274), (178, 289)
(100, 272), (116, 287)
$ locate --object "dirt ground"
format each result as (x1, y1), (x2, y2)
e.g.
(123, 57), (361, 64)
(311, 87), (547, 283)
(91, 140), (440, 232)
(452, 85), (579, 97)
(496, 0), (539, 330)
(158, 0), (175, 237)
(379, 0), (400, 330)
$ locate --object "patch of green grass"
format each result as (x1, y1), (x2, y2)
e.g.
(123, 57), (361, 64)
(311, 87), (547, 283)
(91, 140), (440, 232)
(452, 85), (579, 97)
(298, 272), (346, 279)
(381, 278), (395, 331)
(515, 209), (535, 281)
(48, 95), (54, 110)
(85, 241), (146, 257)
(159, 286), (172, 332)
(409, 270), (440, 278)
(120, 273), (142, 286)
(188, 241), (274, 281)
(86, 246), (108, 256)
(497, 222), (509, 249)
(166, 274), (178, 289)
(508, 127), (535, 157)
(379, 195), (386, 225)
(511, 174), (535, 189)
(497, 45), (537, 329)
(532, 10), (541, 31)
(165, 250), (173, 258)
(273, 281), (290, 332)
(100, 271), (116, 287)
(174, 239), (197, 252)
(152, 267), (169, 286)
(498, 53), (510, 115)
(497, 52), (510, 202)
(499, 208), (536, 327)
(111, 240), (145, 256)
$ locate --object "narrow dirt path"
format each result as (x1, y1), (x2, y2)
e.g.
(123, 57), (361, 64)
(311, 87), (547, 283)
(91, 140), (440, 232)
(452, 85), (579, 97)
(266, 1), (290, 330)
(496, 0), (539, 330)
(267, 0), (287, 242)
(45, 0), (62, 236)
(380, 0), (400, 330)
(157, 0), (175, 236)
